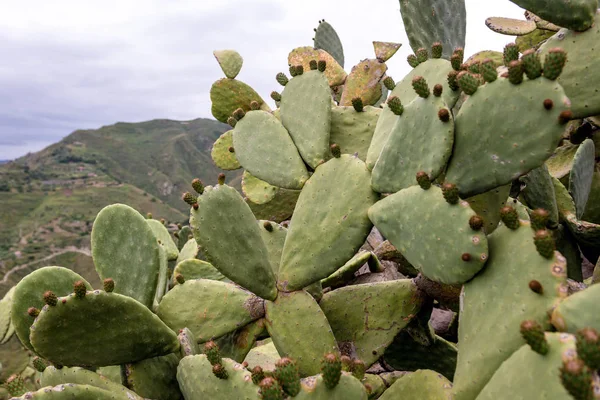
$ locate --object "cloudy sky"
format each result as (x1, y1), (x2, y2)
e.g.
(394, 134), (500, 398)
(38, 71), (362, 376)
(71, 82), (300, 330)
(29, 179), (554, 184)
(0, 0), (525, 160)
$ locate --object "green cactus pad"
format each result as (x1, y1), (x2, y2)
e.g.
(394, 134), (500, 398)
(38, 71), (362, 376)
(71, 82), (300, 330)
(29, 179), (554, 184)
(280, 70), (332, 169)
(233, 110), (309, 190)
(539, 13), (600, 118)
(379, 370), (453, 400)
(0, 334), (29, 382)
(313, 20), (345, 68)
(211, 130), (241, 170)
(258, 220), (287, 277)
(288, 47), (347, 87)
(213, 318), (267, 363)
(569, 138), (596, 218)
(265, 290), (338, 377)
(40, 366), (142, 400)
(0, 286), (15, 342)
(365, 104), (399, 172)
(294, 373), (368, 399)
(339, 59), (387, 106)
(213, 50), (243, 79)
(91, 204), (162, 308)
(157, 279), (264, 342)
(552, 283), (600, 333)
(278, 155), (378, 291)
(146, 219), (178, 261)
(582, 165), (600, 224)
(372, 41), (402, 62)
(399, 0), (466, 59)
(509, 0), (597, 31)
(476, 333), (579, 399)
(247, 188), (300, 223)
(176, 225), (193, 250)
(176, 238), (199, 264)
(11, 266), (92, 351)
(371, 94), (454, 193)
(124, 354), (181, 400)
(464, 184), (510, 234)
(244, 339), (280, 372)
(330, 105), (381, 162)
(452, 222), (568, 400)
(190, 184), (278, 300)
(242, 170), (278, 205)
(320, 280), (423, 366)
(515, 28), (555, 52)
(369, 185), (488, 284)
(30, 290), (179, 366)
(178, 327), (199, 357)
(546, 143), (578, 180)
(485, 17), (537, 36)
(321, 250), (374, 289)
(210, 78), (270, 123)
(520, 165), (559, 227)
(11, 384), (131, 399)
(177, 355), (260, 400)
(172, 259), (227, 283)
(446, 75), (571, 197)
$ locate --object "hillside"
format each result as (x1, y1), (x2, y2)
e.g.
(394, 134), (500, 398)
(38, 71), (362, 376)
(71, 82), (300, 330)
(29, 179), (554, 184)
(0, 118), (237, 292)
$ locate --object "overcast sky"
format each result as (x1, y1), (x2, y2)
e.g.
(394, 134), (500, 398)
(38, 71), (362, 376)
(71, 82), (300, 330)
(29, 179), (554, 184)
(0, 0), (525, 160)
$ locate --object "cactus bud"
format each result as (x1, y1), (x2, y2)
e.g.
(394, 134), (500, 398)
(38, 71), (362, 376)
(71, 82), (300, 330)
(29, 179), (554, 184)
(458, 72), (479, 95)
(295, 65), (304, 76)
(469, 215), (484, 231)
(520, 320), (549, 355)
(543, 48), (567, 80)
(274, 358), (300, 396)
(32, 356), (49, 373)
(416, 171), (431, 190)
(447, 70), (459, 91)
(560, 359), (594, 400)
(442, 183), (459, 204)
(182, 192), (197, 206)
(233, 108), (245, 121)
(433, 84), (443, 97)
(530, 209), (549, 230)
(543, 99), (554, 110)
(73, 280), (86, 299)
(508, 60), (524, 84)
(175, 273), (185, 285)
(192, 203), (198, 210)
(352, 97), (364, 112)
(204, 341), (221, 366)
(529, 280), (544, 294)
(309, 59), (318, 70)
(352, 359), (366, 380)
(6, 374), (25, 397)
(160, 218), (166, 225)
(500, 206), (520, 230)
(438, 108), (450, 122)
(218, 173), (226, 185)
(259, 377), (283, 400)
(387, 96), (403, 116)
(340, 355), (353, 372)
(534, 229), (555, 258)
(251, 366), (265, 385)
(146, 213), (152, 219)
(191, 178), (204, 195)
(412, 76), (430, 98)
(263, 221), (274, 232)
(576, 328), (600, 370)
(318, 60), (326, 72)
(451, 48), (464, 71)
(212, 363), (228, 379)
(431, 42), (443, 59)
(227, 116), (237, 127)
(559, 110), (573, 125)
(503, 43), (519, 66)
(461, 253), (472, 261)
(480, 59), (498, 83)
(270, 91), (281, 102)
(103, 278), (115, 293)
(416, 47), (428, 63)
(289, 65), (297, 77)
(407, 54), (419, 68)
(250, 101), (260, 110)
(228, 146), (235, 153)
(28, 307), (40, 317)
(276, 72), (288, 86)
(521, 49), (542, 80)
(321, 353), (342, 389)
(383, 76), (395, 90)
(330, 143), (341, 158)
(43, 291), (58, 307)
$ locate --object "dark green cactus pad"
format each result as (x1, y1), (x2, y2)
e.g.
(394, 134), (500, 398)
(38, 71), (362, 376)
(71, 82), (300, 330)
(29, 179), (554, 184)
(265, 290), (338, 377)
(176, 225), (193, 251)
(233, 110), (309, 190)
(280, 70), (332, 169)
(40, 366), (142, 399)
(369, 185), (488, 284)
(313, 20), (344, 68)
(365, 103), (399, 171)
(476, 333), (579, 399)
(0, 334), (30, 382)
(212, 318), (267, 363)
(294, 373), (368, 399)
(190, 184), (278, 300)
(172, 259), (227, 284)
(399, 0), (466, 59)
(554, 177), (600, 249)
(569, 138), (596, 218)
(453, 222), (568, 400)
(0, 286), (15, 343)
(509, 0), (597, 31)
(552, 283), (600, 333)
(147, 219), (178, 261)
(516, 28), (555, 52)
(30, 291), (179, 366)
(371, 94), (454, 193)
(379, 370), (453, 400)
(157, 279), (264, 343)
(11, 266), (92, 351)
(177, 355), (260, 399)
(213, 50), (243, 79)
(278, 155), (378, 291)
(330, 105), (381, 162)
(339, 59), (387, 107)
(91, 204), (162, 308)
(520, 165), (560, 227)
(485, 17), (537, 36)
(464, 184), (511, 234)
(288, 47), (347, 87)
(176, 238), (199, 264)
(242, 170), (278, 205)
(373, 41), (402, 62)
(247, 188), (300, 223)
(446, 75), (571, 197)
(539, 13), (600, 118)
(321, 250), (374, 289)
(11, 383), (132, 399)
(258, 220), (287, 278)
(210, 78), (270, 123)
(124, 354), (182, 400)
(211, 130), (241, 170)
(582, 165), (600, 224)
(320, 280), (423, 366)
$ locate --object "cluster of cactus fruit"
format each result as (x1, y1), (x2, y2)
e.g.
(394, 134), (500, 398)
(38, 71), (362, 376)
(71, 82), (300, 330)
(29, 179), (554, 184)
(1, 0), (600, 399)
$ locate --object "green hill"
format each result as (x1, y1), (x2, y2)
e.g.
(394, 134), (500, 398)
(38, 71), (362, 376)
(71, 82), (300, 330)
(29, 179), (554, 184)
(0, 118), (236, 293)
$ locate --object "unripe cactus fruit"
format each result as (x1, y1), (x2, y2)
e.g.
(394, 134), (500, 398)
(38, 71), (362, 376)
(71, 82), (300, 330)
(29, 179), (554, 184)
(44, 291), (58, 307)
(309, 59), (318, 70)
(412, 76), (430, 98)
(387, 96), (403, 116)
(276, 72), (288, 86)
(558, 110), (573, 125)
(28, 307), (40, 317)
(227, 116), (237, 127)
(6, 374), (25, 397)
(330, 143), (341, 158)
(438, 108), (450, 122)
(218, 173), (226, 185)
(352, 97), (364, 112)
(560, 359), (594, 400)
(576, 328), (600, 370)
(212, 363), (228, 379)
(32, 356), (48, 372)
(407, 54), (419, 68)
(530, 209), (550, 230)
(251, 366), (265, 385)
(317, 60), (326, 72)
(204, 341), (221, 366)
(503, 43), (519, 66)
(250, 101), (260, 110)
(274, 357), (301, 396)
(447, 70), (459, 91)
(469, 215), (484, 231)
(259, 377), (283, 400)
(451, 48), (464, 71)
(528, 280), (544, 295)
(383, 76), (395, 90)
(103, 278), (115, 293)
(295, 65), (304, 76)
(192, 178), (204, 195)
(457, 72), (479, 95)
(352, 359), (366, 380)
(263, 221), (274, 232)
(416, 171), (431, 190)
(519, 320), (549, 355)
(533, 229), (554, 258)
(321, 353), (342, 389)
(468, 61), (481, 75)
(480, 59), (498, 83)
(442, 183), (459, 204)
(433, 84), (443, 97)
(543, 48), (567, 80)
(500, 206), (520, 230)
(340, 355), (353, 372)
(289, 65), (298, 77)
(271, 91), (282, 102)
(508, 60), (524, 85)
(416, 47), (428, 63)
(73, 280), (86, 299)
(146, 213), (152, 219)
(431, 42), (443, 59)
(175, 273), (185, 285)
(521, 49), (542, 80)
(233, 108), (245, 121)
(182, 192), (198, 206)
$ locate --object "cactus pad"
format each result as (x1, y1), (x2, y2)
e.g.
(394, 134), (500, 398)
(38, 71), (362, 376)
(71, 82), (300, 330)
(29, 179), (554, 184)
(509, 0), (597, 31)
(372, 41), (402, 62)
(258, 220), (287, 277)
(464, 184), (510, 234)
(176, 238), (199, 264)
(213, 50), (243, 79)
(288, 47), (346, 87)
(379, 370), (453, 400)
(146, 218), (178, 261)
(172, 259), (227, 283)
(330, 105), (381, 161)
(569, 138), (596, 218)
(12, 384), (132, 399)
(211, 130), (241, 170)
(313, 20), (344, 68)
(340, 59), (387, 106)
(242, 170), (278, 205)
(552, 283), (600, 333)
(210, 78), (270, 123)
(294, 373), (368, 399)
(247, 188), (300, 223)
(124, 354), (181, 400)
